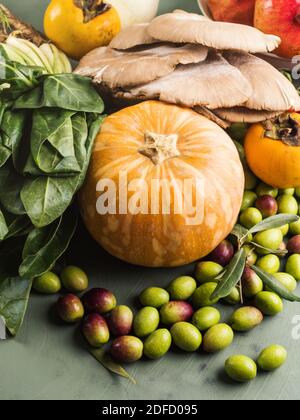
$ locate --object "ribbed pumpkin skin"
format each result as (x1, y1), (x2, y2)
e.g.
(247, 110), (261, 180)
(79, 101), (244, 267)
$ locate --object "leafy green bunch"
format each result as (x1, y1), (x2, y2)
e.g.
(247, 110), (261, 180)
(0, 55), (104, 335)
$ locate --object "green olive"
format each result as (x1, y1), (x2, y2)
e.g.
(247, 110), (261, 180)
(230, 306), (263, 332)
(242, 245), (258, 266)
(225, 355), (257, 382)
(61, 266), (89, 292)
(192, 307), (221, 331)
(257, 345), (287, 371)
(253, 229), (283, 255)
(195, 261), (223, 284)
(241, 191), (258, 211)
(279, 188), (295, 196)
(139, 287), (170, 308)
(295, 187), (300, 198)
(223, 287), (240, 305)
(269, 273), (297, 292)
(202, 323), (234, 353)
(33, 272), (61, 294)
(256, 183), (278, 198)
(254, 291), (283, 316)
(242, 267), (263, 298)
(168, 276), (197, 300)
(279, 224), (290, 236)
(192, 283), (219, 309)
(170, 322), (202, 352)
(277, 195), (298, 215)
(239, 208), (263, 229)
(290, 219), (300, 236)
(244, 166), (258, 190)
(143, 329), (172, 360)
(256, 254), (280, 274)
(133, 307), (159, 338)
(286, 254), (300, 281)
(57, 294), (84, 323)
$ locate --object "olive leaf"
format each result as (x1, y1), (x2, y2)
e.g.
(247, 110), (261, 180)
(252, 265), (300, 302)
(19, 207), (78, 278)
(249, 241), (287, 256)
(211, 248), (246, 300)
(247, 214), (299, 235)
(90, 347), (137, 385)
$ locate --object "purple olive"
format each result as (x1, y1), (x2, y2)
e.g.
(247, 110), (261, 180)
(83, 288), (117, 314)
(209, 240), (235, 266)
(287, 235), (300, 254)
(57, 294), (84, 323)
(110, 336), (143, 363)
(241, 267), (263, 299)
(160, 301), (193, 325)
(82, 314), (110, 347)
(255, 195), (278, 218)
(108, 305), (133, 337)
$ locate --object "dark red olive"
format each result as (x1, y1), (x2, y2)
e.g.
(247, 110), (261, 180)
(209, 240), (235, 266)
(287, 235), (300, 254)
(255, 195), (278, 218)
(110, 336), (143, 363)
(108, 305), (133, 337)
(83, 288), (117, 314)
(57, 294), (84, 323)
(82, 313), (110, 347)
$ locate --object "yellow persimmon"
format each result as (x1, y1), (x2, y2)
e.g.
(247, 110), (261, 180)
(44, 0), (121, 60)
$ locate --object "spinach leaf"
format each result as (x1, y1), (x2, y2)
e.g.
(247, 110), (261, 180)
(0, 208), (8, 240)
(20, 174), (78, 228)
(0, 276), (32, 336)
(15, 74), (105, 113)
(3, 213), (31, 240)
(19, 207), (78, 278)
(0, 160), (26, 215)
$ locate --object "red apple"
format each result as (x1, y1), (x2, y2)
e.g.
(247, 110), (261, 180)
(255, 0), (300, 58)
(207, 0), (256, 25)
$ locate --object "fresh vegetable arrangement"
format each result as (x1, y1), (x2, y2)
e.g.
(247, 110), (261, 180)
(0, 7), (104, 335)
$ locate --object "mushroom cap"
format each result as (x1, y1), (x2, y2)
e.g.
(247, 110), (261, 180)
(121, 52), (252, 109)
(147, 12), (281, 53)
(109, 23), (157, 50)
(223, 51), (300, 111)
(75, 44), (208, 89)
(214, 108), (283, 123)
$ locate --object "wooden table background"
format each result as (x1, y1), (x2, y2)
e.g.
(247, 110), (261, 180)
(0, 0), (300, 401)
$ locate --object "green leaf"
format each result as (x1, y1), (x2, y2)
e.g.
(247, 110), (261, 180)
(19, 207), (78, 278)
(250, 241), (287, 256)
(0, 276), (32, 336)
(252, 265), (300, 302)
(248, 214), (299, 235)
(0, 208), (8, 240)
(231, 224), (248, 241)
(90, 347), (136, 385)
(15, 74), (105, 113)
(0, 161), (26, 215)
(211, 249), (246, 300)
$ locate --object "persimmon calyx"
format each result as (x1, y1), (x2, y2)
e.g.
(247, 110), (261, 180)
(138, 131), (180, 165)
(73, 0), (111, 23)
(263, 113), (300, 146)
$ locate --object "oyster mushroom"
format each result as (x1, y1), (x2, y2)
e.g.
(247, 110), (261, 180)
(194, 107), (230, 129)
(119, 52), (252, 109)
(75, 44), (208, 89)
(109, 23), (158, 50)
(214, 108), (283, 124)
(147, 12), (281, 53)
(223, 51), (300, 111)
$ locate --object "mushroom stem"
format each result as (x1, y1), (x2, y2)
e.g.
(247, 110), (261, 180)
(138, 131), (180, 165)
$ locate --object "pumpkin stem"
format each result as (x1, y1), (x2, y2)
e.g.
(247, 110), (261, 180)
(138, 131), (180, 165)
(263, 113), (300, 146)
(73, 0), (111, 23)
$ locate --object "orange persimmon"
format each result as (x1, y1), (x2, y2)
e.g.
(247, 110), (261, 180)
(245, 113), (300, 189)
(44, 0), (121, 60)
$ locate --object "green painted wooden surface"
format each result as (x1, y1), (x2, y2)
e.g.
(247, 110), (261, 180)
(1, 0), (300, 401)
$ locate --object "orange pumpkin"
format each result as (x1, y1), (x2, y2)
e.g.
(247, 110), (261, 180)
(245, 113), (300, 189)
(79, 101), (244, 267)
